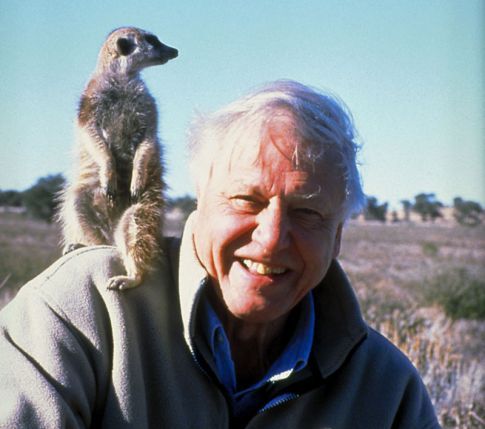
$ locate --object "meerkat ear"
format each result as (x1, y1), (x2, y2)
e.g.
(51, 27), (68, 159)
(116, 37), (136, 56)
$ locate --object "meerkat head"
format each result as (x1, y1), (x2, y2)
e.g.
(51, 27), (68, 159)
(96, 27), (178, 76)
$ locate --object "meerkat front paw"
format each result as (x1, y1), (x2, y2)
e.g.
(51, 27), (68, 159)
(100, 167), (117, 204)
(106, 275), (142, 291)
(103, 181), (117, 206)
(130, 178), (145, 203)
(129, 187), (143, 203)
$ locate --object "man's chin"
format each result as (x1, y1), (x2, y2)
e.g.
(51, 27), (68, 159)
(223, 294), (291, 325)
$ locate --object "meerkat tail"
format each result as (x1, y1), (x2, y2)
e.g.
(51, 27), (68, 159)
(57, 185), (112, 253)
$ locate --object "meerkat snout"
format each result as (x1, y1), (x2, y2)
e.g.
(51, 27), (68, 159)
(142, 34), (178, 63)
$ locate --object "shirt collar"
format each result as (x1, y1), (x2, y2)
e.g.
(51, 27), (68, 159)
(267, 291), (314, 381)
(199, 287), (315, 394)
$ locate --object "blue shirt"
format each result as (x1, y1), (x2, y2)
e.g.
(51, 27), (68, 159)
(198, 288), (315, 417)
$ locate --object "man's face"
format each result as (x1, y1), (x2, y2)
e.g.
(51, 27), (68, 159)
(193, 118), (345, 324)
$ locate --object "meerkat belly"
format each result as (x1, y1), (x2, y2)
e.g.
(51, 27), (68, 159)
(112, 157), (133, 205)
(97, 86), (151, 155)
(95, 83), (156, 197)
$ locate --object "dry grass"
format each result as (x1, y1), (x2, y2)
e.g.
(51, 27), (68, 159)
(340, 221), (485, 428)
(0, 213), (61, 308)
(1, 213), (484, 427)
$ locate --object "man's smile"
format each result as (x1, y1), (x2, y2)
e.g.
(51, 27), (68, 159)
(240, 259), (288, 276)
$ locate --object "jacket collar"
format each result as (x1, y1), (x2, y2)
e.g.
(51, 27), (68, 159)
(178, 213), (207, 353)
(311, 261), (368, 378)
(178, 212), (368, 378)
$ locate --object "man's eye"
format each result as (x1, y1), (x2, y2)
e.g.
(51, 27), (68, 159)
(292, 208), (324, 223)
(230, 197), (262, 212)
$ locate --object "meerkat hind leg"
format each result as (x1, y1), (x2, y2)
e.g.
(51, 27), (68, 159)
(106, 202), (160, 290)
(63, 243), (87, 255)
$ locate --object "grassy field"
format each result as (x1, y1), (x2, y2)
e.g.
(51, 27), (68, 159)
(0, 213), (62, 305)
(340, 222), (485, 428)
(1, 212), (484, 428)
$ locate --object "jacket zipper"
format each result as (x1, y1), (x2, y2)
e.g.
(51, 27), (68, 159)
(258, 392), (300, 414)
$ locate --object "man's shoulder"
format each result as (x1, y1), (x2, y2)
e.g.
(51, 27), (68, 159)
(27, 245), (127, 298)
(9, 241), (178, 326)
(355, 327), (425, 388)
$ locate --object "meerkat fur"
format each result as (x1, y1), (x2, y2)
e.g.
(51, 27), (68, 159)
(57, 27), (178, 290)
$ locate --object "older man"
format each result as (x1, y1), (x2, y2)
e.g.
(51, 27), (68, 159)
(0, 81), (440, 428)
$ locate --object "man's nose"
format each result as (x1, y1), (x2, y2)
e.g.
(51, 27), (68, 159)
(253, 203), (290, 254)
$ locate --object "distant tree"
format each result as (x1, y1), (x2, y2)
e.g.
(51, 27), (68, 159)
(400, 200), (412, 222)
(22, 174), (65, 222)
(453, 197), (482, 227)
(166, 195), (197, 220)
(412, 193), (443, 222)
(0, 190), (23, 207)
(364, 196), (388, 222)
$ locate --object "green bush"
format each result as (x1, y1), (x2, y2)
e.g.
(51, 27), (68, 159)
(420, 268), (485, 320)
(22, 174), (65, 222)
(364, 196), (388, 222)
(421, 241), (439, 257)
(453, 197), (483, 227)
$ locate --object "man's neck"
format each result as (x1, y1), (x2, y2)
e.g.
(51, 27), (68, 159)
(207, 286), (295, 389)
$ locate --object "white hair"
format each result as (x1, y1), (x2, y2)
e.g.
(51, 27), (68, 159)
(188, 80), (365, 219)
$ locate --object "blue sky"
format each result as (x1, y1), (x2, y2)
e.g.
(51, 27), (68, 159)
(0, 0), (483, 209)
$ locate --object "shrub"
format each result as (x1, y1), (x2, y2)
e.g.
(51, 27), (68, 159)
(22, 174), (65, 222)
(166, 195), (197, 219)
(364, 196), (388, 222)
(0, 190), (23, 207)
(453, 197), (483, 227)
(419, 268), (485, 320)
(421, 241), (439, 257)
(412, 193), (443, 222)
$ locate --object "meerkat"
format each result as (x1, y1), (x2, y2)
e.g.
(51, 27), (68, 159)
(57, 27), (178, 290)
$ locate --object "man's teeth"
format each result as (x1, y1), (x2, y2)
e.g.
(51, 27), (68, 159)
(242, 259), (286, 275)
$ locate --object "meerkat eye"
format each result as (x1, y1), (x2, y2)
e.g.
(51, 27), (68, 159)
(116, 37), (136, 56)
(144, 34), (161, 48)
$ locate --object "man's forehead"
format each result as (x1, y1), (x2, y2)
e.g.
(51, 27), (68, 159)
(224, 169), (329, 199)
(211, 121), (345, 193)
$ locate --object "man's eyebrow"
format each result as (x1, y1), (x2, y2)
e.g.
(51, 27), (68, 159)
(291, 186), (322, 200)
(222, 181), (263, 198)
(290, 191), (333, 211)
(290, 187), (344, 213)
(226, 177), (263, 192)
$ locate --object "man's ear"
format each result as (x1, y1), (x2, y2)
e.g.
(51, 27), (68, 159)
(332, 222), (343, 259)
